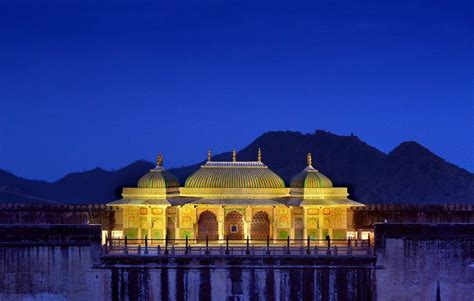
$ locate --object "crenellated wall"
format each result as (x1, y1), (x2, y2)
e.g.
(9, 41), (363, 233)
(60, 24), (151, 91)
(0, 204), (115, 230)
(349, 204), (474, 230)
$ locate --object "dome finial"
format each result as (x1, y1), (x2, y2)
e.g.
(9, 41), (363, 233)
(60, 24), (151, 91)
(307, 153), (312, 167)
(257, 148), (262, 162)
(232, 148), (236, 162)
(157, 154), (164, 167)
(207, 149), (212, 161)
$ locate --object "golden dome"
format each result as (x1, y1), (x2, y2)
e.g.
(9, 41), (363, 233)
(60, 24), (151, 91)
(290, 167), (333, 188)
(137, 169), (180, 188)
(290, 153), (333, 188)
(137, 154), (180, 189)
(185, 161), (285, 189)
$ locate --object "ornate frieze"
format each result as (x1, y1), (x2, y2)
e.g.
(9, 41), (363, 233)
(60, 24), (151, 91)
(179, 187), (290, 199)
(122, 187), (179, 199)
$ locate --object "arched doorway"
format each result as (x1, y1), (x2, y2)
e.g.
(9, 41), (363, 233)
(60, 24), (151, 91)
(225, 211), (244, 240)
(197, 211), (218, 241)
(294, 217), (304, 240)
(251, 211), (271, 240)
(166, 217), (176, 242)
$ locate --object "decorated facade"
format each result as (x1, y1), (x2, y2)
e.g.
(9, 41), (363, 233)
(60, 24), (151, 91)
(107, 150), (363, 242)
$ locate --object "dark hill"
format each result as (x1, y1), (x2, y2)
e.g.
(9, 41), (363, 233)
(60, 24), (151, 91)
(0, 130), (472, 204)
(0, 161), (154, 204)
(366, 141), (474, 203)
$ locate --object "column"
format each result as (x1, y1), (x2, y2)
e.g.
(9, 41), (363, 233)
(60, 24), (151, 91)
(303, 207), (308, 239)
(218, 206), (225, 240)
(162, 206), (168, 241)
(289, 207), (295, 239)
(244, 206), (251, 239)
(175, 206), (180, 240)
(148, 206), (152, 239)
(319, 207), (323, 240)
(272, 206), (278, 242)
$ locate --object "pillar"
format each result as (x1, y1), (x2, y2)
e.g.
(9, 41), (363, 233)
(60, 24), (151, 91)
(175, 206), (180, 240)
(272, 206), (278, 242)
(218, 206), (225, 240)
(290, 207), (295, 239)
(162, 206), (168, 241)
(303, 207), (308, 239)
(147, 206), (152, 240)
(245, 206), (251, 239)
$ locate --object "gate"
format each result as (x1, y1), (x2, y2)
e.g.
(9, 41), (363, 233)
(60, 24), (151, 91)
(166, 217), (176, 242)
(294, 217), (304, 240)
(197, 211), (218, 240)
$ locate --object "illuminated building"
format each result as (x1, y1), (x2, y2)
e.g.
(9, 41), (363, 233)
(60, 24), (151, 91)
(107, 149), (363, 241)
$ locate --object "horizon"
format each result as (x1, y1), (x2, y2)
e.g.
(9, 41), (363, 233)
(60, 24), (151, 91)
(1, 0), (472, 180)
(2, 129), (472, 183)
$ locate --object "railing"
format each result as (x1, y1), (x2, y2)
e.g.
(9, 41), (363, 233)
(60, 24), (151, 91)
(103, 236), (373, 257)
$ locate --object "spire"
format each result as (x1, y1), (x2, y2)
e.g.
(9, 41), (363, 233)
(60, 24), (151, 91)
(232, 148), (236, 162)
(307, 153), (312, 167)
(257, 148), (262, 162)
(157, 154), (164, 167)
(207, 149), (212, 161)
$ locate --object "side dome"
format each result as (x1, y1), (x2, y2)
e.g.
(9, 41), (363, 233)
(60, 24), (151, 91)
(137, 155), (180, 189)
(184, 149), (285, 189)
(290, 153), (333, 188)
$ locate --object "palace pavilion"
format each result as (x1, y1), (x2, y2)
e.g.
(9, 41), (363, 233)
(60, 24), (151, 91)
(107, 149), (363, 242)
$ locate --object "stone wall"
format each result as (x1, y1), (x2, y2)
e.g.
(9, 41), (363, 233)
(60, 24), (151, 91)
(0, 245), (376, 301)
(0, 219), (473, 300)
(0, 246), (108, 300)
(374, 224), (474, 301)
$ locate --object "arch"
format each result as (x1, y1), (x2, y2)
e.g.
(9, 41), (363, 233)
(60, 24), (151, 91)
(225, 211), (244, 240)
(293, 217), (304, 240)
(251, 211), (271, 240)
(197, 211), (218, 240)
(166, 217), (176, 242)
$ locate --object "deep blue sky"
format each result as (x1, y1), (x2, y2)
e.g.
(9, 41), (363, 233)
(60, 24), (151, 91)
(0, 0), (472, 181)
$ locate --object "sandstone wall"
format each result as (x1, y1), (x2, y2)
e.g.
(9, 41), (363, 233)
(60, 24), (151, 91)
(374, 224), (474, 301)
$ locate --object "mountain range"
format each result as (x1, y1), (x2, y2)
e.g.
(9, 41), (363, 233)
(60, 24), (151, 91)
(1, 130), (473, 205)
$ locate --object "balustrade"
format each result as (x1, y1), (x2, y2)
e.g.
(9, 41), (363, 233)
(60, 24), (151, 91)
(102, 236), (373, 257)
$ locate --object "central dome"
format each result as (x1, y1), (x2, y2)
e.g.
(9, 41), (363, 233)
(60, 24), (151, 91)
(185, 149), (285, 189)
(185, 161), (285, 188)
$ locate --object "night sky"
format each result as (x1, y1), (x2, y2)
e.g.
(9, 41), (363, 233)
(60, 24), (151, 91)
(0, 0), (472, 181)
